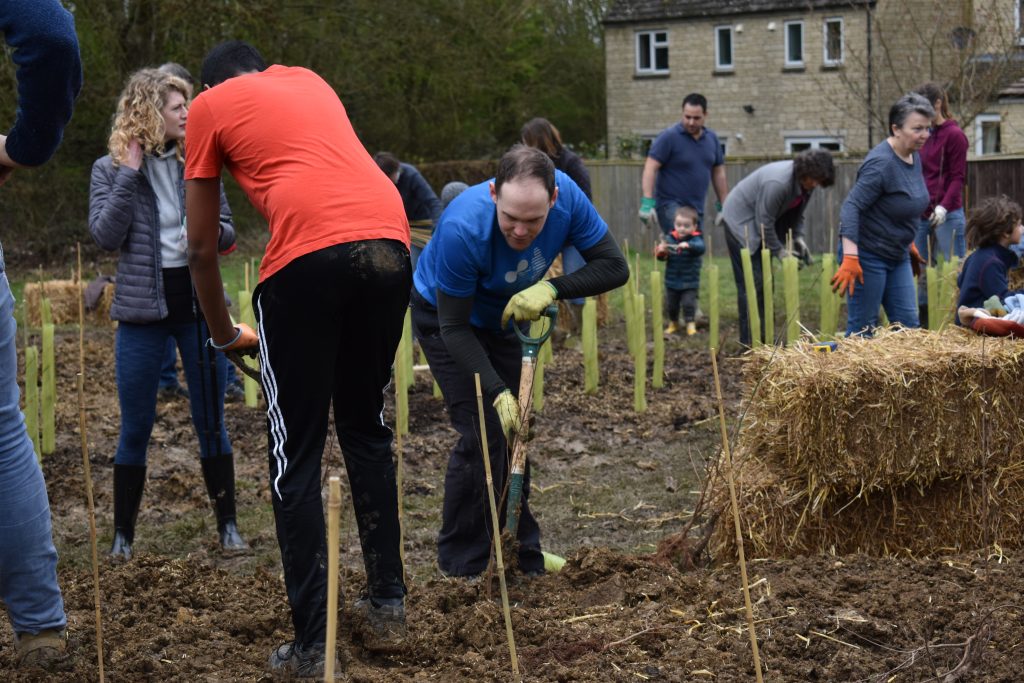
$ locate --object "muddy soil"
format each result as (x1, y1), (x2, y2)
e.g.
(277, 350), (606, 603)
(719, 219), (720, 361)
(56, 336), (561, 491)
(4, 323), (1024, 682)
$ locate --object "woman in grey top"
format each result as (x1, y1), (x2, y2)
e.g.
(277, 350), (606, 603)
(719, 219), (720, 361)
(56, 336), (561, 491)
(89, 69), (247, 560)
(722, 149), (835, 345)
(832, 93), (933, 336)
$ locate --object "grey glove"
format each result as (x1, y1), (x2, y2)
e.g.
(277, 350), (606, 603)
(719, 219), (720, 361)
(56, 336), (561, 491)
(793, 237), (814, 268)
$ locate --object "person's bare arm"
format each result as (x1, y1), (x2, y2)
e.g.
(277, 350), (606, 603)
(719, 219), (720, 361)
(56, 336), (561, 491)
(712, 164), (729, 204)
(641, 157), (661, 199)
(186, 177), (235, 344)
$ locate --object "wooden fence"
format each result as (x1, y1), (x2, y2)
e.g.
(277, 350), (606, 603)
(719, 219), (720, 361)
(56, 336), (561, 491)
(590, 155), (1024, 257)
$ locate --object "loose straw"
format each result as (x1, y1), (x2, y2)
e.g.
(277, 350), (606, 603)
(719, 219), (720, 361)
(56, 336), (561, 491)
(325, 476), (341, 682)
(710, 349), (763, 683)
(474, 374), (520, 682)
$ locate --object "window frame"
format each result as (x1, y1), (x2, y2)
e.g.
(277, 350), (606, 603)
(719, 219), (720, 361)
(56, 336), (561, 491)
(715, 25), (734, 72)
(784, 137), (844, 154)
(823, 17), (844, 67)
(784, 20), (805, 68)
(635, 29), (670, 75)
(975, 114), (1002, 156)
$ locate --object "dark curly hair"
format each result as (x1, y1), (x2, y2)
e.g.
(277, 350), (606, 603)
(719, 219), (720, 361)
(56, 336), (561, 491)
(967, 195), (1022, 249)
(792, 149), (835, 187)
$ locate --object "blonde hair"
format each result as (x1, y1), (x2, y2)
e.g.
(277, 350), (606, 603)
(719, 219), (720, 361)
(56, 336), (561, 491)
(107, 68), (192, 166)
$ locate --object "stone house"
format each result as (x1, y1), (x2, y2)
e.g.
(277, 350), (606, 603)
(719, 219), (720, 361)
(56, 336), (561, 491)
(604, 0), (1024, 159)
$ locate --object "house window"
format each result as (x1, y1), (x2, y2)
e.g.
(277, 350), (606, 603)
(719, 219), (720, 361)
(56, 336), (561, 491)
(784, 20), (804, 68)
(975, 114), (1001, 155)
(636, 30), (669, 75)
(1017, 1), (1024, 43)
(715, 26), (734, 71)
(823, 18), (844, 66)
(785, 137), (843, 153)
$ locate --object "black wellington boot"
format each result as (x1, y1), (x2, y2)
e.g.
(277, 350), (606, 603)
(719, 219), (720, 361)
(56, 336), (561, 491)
(109, 464), (146, 561)
(200, 453), (250, 552)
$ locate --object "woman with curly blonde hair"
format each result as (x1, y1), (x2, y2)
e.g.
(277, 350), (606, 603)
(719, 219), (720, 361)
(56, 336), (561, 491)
(89, 68), (247, 560)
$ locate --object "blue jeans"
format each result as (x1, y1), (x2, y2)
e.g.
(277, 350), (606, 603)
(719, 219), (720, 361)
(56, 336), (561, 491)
(0, 247), (66, 635)
(158, 338), (179, 389)
(914, 208), (966, 305)
(843, 247), (920, 336)
(114, 320), (231, 466)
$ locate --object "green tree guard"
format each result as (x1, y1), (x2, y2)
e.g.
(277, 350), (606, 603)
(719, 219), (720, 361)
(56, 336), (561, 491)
(41, 322), (55, 455)
(634, 293), (647, 413)
(402, 309), (414, 390)
(820, 254), (836, 339)
(582, 298), (598, 394)
(41, 298), (52, 326)
(650, 270), (664, 389)
(761, 248), (774, 345)
(926, 264), (941, 331)
(708, 262), (720, 352)
(24, 345), (39, 460)
(239, 290), (259, 408)
(783, 256), (800, 346)
(740, 248), (761, 347)
(395, 334), (409, 436)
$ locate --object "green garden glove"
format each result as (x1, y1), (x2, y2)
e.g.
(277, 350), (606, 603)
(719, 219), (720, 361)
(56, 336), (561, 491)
(638, 197), (656, 223)
(492, 389), (521, 441)
(501, 281), (557, 328)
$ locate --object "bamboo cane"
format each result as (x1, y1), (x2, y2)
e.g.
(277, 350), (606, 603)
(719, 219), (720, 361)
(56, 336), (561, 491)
(402, 309), (414, 390)
(707, 262), (720, 352)
(820, 253), (836, 338)
(395, 330), (409, 436)
(710, 350), (763, 683)
(239, 291), (259, 407)
(77, 374), (105, 682)
(926, 264), (940, 331)
(650, 271), (664, 389)
(325, 477), (341, 682)
(475, 374), (521, 683)
(78, 244), (84, 372)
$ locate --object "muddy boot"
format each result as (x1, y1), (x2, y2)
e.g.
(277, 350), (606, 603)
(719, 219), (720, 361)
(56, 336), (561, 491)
(109, 464), (146, 561)
(201, 453), (250, 552)
(14, 629), (67, 669)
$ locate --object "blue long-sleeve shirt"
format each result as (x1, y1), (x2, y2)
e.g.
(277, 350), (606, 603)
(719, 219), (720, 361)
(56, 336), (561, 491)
(0, 0), (82, 166)
(839, 140), (929, 262)
(956, 244), (1021, 316)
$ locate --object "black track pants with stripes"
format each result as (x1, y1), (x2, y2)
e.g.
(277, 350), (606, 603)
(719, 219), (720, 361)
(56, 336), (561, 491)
(253, 239), (410, 648)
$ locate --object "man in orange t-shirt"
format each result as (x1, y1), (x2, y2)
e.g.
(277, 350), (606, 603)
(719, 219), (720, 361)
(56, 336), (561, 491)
(184, 40), (410, 677)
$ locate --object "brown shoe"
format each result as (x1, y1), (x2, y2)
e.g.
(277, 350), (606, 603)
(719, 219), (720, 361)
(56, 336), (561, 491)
(15, 629), (67, 669)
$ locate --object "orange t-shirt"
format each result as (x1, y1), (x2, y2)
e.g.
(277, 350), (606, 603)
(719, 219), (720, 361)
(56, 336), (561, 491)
(185, 65), (409, 281)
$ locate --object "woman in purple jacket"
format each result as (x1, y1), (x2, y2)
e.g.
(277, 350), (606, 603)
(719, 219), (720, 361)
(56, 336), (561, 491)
(912, 82), (969, 325)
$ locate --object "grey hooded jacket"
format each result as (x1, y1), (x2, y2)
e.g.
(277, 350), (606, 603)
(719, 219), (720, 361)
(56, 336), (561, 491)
(89, 153), (234, 323)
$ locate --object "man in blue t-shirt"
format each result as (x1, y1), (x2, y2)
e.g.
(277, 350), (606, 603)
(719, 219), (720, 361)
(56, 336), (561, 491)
(639, 93), (729, 235)
(411, 145), (628, 578)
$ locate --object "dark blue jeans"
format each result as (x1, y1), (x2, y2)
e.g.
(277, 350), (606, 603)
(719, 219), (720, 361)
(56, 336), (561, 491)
(158, 338), (179, 389)
(114, 320), (230, 466)
(842, 247), (919, 336)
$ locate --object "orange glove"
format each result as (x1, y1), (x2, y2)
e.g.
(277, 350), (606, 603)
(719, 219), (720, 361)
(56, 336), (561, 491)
(909, 243), (926, 278)
(830, 254), (863, 296)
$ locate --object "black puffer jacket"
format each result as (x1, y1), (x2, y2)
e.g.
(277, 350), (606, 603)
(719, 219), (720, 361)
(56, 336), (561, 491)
(89, 153), (234, 323)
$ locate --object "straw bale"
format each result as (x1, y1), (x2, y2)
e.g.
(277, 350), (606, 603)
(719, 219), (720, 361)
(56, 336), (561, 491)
(711, 452), (1024, 558)
(24, 280), (114, 328)
(740, 327), (1024, 498)
(1010, 267), (1024, 292)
